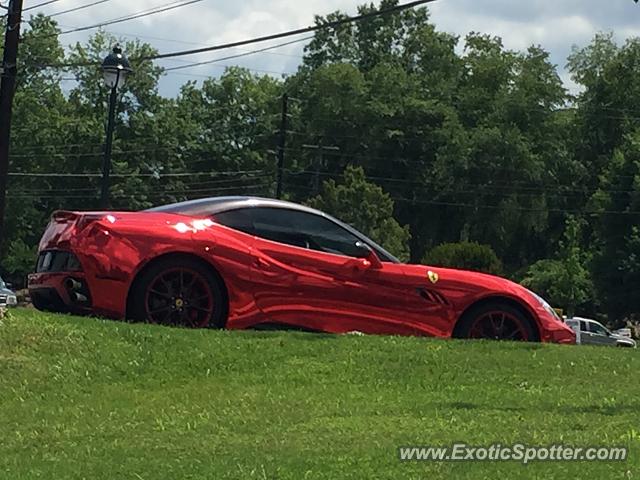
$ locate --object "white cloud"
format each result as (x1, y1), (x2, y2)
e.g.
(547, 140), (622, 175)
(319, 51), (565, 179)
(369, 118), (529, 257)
(32, 0), (640, 96)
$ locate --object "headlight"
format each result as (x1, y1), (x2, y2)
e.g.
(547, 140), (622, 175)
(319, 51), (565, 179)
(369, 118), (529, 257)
(528, 290), (561, 320)
(6, 295), (17, 306)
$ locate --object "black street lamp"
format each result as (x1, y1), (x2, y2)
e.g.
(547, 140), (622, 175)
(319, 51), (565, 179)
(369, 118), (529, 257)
(100, 45), (132, 209)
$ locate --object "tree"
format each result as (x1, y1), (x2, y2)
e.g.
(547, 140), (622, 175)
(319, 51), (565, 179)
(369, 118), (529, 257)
(293, 4), (572, 269)
(521, 217), (593, 318)
(423, 242), (503, 275)
(568, 34), (640, 322)
(590, 132), (640, 322)
(306, 165), (411, 261)
(4, 15), (70, 267)
(65, 31), (169, 211)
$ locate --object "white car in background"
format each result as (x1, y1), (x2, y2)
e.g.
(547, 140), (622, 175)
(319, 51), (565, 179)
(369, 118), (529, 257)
(565, 317), (637, 348)
(0, 276), (17, 307)
(614, 328), (633, 338)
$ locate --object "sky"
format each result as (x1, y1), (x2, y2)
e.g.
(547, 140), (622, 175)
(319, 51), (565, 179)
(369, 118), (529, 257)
(30, 0), (640, 97)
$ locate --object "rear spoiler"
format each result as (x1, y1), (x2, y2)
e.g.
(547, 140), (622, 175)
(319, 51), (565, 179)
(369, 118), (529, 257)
(51, 210), (118, 231)
(52, 210), (82, 221)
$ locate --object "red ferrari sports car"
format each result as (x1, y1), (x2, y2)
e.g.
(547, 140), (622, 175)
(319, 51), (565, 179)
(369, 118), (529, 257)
(28, 196), (575, 344)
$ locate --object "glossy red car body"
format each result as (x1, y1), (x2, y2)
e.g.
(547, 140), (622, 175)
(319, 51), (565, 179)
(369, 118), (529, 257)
(28, 197), (575, 344)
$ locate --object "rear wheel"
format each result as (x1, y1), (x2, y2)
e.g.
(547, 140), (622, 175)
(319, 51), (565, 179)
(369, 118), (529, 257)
(130, 257), (226, 328)
(454, 302), (536, 342)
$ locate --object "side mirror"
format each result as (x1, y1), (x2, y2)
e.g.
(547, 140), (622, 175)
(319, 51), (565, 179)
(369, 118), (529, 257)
(354, 241), (383, 269)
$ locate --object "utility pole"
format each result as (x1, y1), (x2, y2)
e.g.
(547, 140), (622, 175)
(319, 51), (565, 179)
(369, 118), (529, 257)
(275, 93), (288, 199)
(0, 0), (24, 248)
(302, 142), (340, 196)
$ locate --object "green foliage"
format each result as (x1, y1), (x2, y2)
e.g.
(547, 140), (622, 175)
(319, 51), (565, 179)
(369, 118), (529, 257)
(422, 242), (503, 275)
(3, 239), (37, 282)
(175, 67), (282, 176)
(4, 2), (640, 321)
(521, 217), (593, 317)
(2, 308), (640, 479)
(307, 166), (411, 261)
(589, 133), (640, 321)
(567, 34), (640, 321)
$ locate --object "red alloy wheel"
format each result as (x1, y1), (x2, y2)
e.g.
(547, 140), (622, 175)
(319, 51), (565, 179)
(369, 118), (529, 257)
(468, 310), (529, 341)
(144, 267), (214, 328)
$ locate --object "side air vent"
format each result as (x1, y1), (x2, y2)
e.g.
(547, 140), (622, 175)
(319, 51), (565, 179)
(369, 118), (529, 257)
(417, 287), (450, 306)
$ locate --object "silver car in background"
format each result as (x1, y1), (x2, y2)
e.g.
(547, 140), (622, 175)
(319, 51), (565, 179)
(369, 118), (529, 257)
(0, 276), (17, 307)
(566, 317), (637, 348)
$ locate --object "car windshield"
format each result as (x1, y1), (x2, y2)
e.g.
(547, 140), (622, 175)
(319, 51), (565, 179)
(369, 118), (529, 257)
(591, 322), (610, 336)
(0, 276), (5, 288)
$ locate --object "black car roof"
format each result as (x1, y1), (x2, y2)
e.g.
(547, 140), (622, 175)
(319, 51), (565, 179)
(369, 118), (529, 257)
(146, 196), (325, 217)
(145, 196), (401, 263)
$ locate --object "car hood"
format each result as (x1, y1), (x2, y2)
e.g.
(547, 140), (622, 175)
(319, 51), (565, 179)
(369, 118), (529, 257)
(0, 287), (14, 295)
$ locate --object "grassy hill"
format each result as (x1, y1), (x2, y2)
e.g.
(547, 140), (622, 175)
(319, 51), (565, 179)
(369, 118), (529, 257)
(1, 308), (638, 479)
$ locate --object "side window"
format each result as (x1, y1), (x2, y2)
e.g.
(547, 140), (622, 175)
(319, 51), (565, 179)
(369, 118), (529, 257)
(250, 208), (364, 257)
(213, 209), (255, 236)
(579, 321), (588, 332)
(590, 323), (608, 336)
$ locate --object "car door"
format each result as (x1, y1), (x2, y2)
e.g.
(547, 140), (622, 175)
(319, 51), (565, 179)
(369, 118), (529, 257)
(578, 320), (598, 345)
(228, 207), (416, 334)
(587, 322), (617, 346)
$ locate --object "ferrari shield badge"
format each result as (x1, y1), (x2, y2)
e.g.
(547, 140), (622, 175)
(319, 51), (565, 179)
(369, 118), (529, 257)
(427, 270), (439, 284)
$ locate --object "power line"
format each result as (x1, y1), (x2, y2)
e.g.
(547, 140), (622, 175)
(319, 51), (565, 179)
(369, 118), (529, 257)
(164, 64), (295, 78)
(12, 178), (639, 217)
(283, 169), (640, 195)
(37, 0), (436, 68)
(144, 0), (436, 62)
(48, 0), (110, 18)
(8, 146), (177, 158)
(9, 138), (169, 151)
(7, 169), (267, 177)
(23, 0), (62, 12)
(162, 35), (314, 72)
(56, 0), (205, 36)
(106, 30), (305, 60)
(6, 183), (269, 199)
(9, 174), (273, 192)
(283, 181), (640, 216)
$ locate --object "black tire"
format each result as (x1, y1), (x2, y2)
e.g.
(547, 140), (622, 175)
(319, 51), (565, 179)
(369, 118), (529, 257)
(129, 256), (227, 328)
(453, 302), (537, 342)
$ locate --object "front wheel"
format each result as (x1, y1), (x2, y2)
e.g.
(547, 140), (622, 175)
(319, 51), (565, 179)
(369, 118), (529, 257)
(129, 257), (227, 328)
(454, 302), (537, 342)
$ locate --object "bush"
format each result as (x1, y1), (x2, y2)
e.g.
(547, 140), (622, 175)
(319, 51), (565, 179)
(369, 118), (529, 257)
(422, 242), (503, 275)
(2, 239), (37, 286)
(520, 217), (593, 318)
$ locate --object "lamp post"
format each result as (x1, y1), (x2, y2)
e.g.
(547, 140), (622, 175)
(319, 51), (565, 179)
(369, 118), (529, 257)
(100, 45), (132, 209)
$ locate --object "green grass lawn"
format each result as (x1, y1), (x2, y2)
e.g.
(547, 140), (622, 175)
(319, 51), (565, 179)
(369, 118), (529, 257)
(1, 308), (638, 479)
